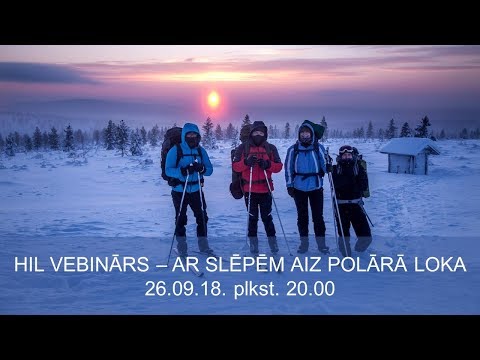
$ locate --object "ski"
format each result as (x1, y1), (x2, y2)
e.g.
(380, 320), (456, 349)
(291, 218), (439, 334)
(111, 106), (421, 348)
(173, 249), (205, 277)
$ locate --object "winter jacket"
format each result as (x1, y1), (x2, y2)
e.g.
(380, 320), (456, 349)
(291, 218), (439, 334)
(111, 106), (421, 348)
(232, 121), (283, 193)
(332, 161), (368, 200)
(165, 123), (213, 193)
(285, 122), (326, 191)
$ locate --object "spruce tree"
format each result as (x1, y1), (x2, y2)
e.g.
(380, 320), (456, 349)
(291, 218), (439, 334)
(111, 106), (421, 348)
(366, 121), (374, 139)
(116, 120), (130, 156)
(320, 116), (328, 141)
(104, 120), (117, 150)
(225, 123), (235, 140)
(63, 124), (75, 152)
(400, 122), (411, 137)
(284, 122), (290, 139)
(5, 133), (16, 156)
(23, 134), (33, 151)
(33, 127), (42, 150)
(242, 114), (251, 128)
(48, 127), (60, 150)
(385, 119), (397, 139)
(202, 117), (216, 149)
(140, 126), (147, 145)
(414, 116), (431, 138)
(214, 124), (223, 141)
(149, 124), (160, 147)
(130, 129), (143, 156)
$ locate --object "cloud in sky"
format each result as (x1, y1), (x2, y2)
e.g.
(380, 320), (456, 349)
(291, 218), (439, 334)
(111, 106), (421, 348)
(0, 62), (97, 84)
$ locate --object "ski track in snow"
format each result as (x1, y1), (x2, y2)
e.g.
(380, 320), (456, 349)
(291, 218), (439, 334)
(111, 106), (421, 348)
(1, 139), (479, 314)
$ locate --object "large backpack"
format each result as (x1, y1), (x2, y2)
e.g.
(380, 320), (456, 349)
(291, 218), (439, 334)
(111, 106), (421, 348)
(352, 147), (370, 198)
(161, 126), (203, 187)
(229, 141), (273, 200)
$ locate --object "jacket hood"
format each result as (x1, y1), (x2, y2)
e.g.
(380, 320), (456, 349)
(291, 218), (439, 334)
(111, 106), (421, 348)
(250, 120), (268, 140)
(298, 121), (316, 143)
(181, 122), (201, 146)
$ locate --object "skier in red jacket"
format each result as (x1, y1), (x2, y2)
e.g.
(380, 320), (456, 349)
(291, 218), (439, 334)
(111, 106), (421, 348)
(232, 121), (283, 254)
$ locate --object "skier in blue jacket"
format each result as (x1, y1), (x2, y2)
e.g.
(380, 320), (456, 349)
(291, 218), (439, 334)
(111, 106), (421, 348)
(284, 121), (329, 254)
(165, 122), (214, 256)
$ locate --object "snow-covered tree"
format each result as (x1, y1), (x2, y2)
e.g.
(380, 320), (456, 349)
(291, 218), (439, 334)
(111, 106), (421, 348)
(33, 127), (42, 150)
(294, 124), (299, 138)
(116, 120), (130, 156)
(242, 114), (251, 128)
(320, 116), (328, 141)
(63, 124), (75, 152)
(23, 134), (33, 151)
(149, 124), (160, 147)
(5, 133), (16, 156)
(104, 120), (117, 150)
(140, 126), (147, 145)
(0, 132), (4, 152)
(414, 116), (431, 138)
(366, 121), (374, 140)
(377, 128), (385, 141)
(439, 129), (446, 140)
(214, 124), (223, 141)
(400, 122), (411, 137)
(284, 122), (290, 139)
(130, 129), (143, 156)
(225, 123), (235, 140)
(459, 128), (469, 139)
(93, 129), (101, 146)
(48, 127), (60, 150)
(74, 129), (84, 149)
(202, 117), (216, 149)
(231, 127), (239, 148)
(385, 119), (397, 139)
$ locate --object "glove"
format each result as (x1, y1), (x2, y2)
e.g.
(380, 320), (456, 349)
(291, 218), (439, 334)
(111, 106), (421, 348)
(257, 158), (271, 170)
(287, 187), (295, 198)
(244, 155), (257, 167)
(193, 161), (205, 174)
(326, 164), (333, 173)
(181, 163), (195, 176)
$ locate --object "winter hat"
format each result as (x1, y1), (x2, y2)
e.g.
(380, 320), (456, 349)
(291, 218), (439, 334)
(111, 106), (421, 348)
(250, 121), (268, 139)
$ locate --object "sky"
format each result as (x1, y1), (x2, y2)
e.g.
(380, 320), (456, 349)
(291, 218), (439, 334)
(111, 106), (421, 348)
(1, 137), (479, 314)
(1, 45), (480, 129)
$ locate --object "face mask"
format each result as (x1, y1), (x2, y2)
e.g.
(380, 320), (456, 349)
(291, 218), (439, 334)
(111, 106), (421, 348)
(300, 134), (312, 145)
(186, 136), (198, 149)
(252, 135), (264, 146)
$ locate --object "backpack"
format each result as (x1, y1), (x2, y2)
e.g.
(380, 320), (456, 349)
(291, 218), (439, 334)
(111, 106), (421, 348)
(161, 126), (203, 187)
(353, 147), (370, 198)
(291, 141), (325, 184)
(229, 141), (273, 200)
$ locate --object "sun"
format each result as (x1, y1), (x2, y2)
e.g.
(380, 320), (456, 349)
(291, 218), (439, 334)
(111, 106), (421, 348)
(207, 91), (220, 109)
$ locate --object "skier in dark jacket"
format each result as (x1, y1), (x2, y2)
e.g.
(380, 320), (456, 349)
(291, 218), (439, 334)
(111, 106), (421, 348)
(285, 121), (329, 254)
(232, 121), (283, 255)
(165, 122), (214, 256)
(332, 145), (372, 257)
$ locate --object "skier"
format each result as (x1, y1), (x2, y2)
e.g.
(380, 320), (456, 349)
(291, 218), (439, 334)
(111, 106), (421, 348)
(165, 122), (214, 256)
(332, 145), (372, 257)
(285, 121), (329, 254)
(232, 120), (283, 255)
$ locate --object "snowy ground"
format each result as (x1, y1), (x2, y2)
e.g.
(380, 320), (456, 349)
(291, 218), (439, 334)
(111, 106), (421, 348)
(1, 138), (479, 314)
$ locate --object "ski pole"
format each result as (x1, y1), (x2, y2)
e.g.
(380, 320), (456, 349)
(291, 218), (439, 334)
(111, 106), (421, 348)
(326, 147), (348, 257)
(264, 169), (293, 256)
(167, 171), (190, 266)
(196, 160), (208, 236)
(244, 165), (253, 249)
(359, 201), (374, 227)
